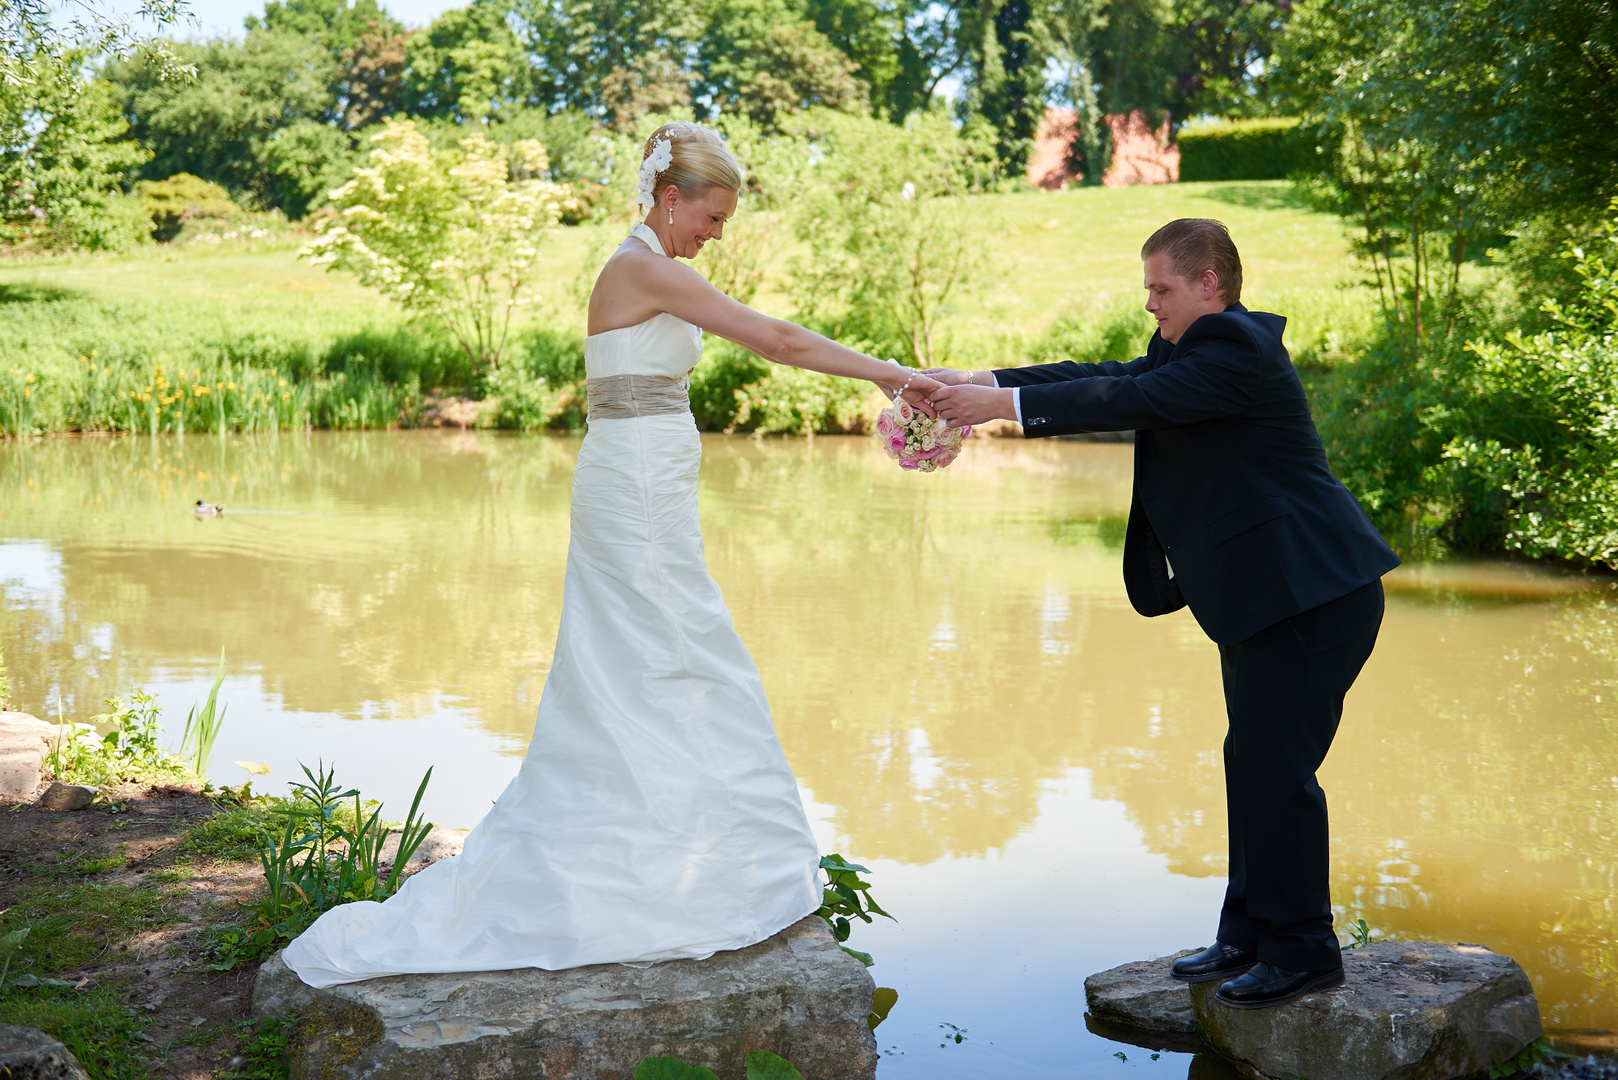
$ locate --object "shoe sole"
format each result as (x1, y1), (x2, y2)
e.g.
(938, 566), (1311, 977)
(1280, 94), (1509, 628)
(1215, 968), (1346, 1009)
(1170, 963), (1255, 984)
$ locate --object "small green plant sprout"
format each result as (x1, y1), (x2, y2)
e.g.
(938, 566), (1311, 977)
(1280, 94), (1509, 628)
(815, 853), (894, 966)
(0, 926), (29, 990)
(939, 1022), (966, 1045)
(1488, 1036), (1559, 1079)
(1341, 917), (1374, 950)
(178, 651), (228, 779)
(211, 762), (434, 969)
(867, 986), (898, 1031)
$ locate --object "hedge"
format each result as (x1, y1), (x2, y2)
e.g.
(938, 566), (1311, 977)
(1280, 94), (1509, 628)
(1177, 118), (1319, 182)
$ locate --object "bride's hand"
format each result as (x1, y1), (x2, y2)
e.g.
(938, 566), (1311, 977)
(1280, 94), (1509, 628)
(921, 367), (973, 386)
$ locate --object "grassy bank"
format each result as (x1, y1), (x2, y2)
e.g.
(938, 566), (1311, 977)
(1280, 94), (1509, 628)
(0, 181), (1384, 437)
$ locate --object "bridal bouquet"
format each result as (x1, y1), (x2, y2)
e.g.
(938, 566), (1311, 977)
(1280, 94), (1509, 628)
(877, 398), (970, 472)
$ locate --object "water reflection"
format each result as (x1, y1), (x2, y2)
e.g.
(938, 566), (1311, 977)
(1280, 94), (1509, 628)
(1, 431), (1615, 1068)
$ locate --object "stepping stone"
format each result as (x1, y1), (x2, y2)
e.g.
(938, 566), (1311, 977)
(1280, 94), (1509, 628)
(1083, 950), (1199, 1038)
(0, 712), (55, 800)
(1190, 942), (1541, 1080)
(0, 1023), (90, 1080)
(252, 916), (878, 1080)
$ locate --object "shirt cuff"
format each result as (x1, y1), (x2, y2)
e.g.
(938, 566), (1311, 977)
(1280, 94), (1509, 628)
(985, 372), (1020, 424)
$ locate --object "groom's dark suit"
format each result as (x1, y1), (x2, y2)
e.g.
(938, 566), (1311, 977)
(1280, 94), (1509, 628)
(995, 303), (1399, 970)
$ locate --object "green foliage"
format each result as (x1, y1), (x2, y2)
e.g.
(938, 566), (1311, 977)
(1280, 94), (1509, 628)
(955, 0), (1050, 176)
(0, 644), (10, 708)
(0, 981), (158, 1080)
(211, 763), (434, 969)
(814, 853), (893, 964)
(132, 173), (242, 243)
(743, 1051), (805, 1080)
(698, 0), (868, 132)
(305, 119), (570, 371)
(178, 652), (228, 778)
(108, 29), (347, 219)
(1488, 1036), (1557, 1079)
(223, 1010), (297, 1080)
(47, 689), (190, 789)
(0, 54), (151, 254)
(0, 928), (30, 990)
(184, 803), (281, 862)
(1314, 204), (1618, 566)
(1340, 917), (1373, 950)
(787, 108), (991, 367)
(1029, 302), (1154, 367)
(1176, 118), (1315, 182)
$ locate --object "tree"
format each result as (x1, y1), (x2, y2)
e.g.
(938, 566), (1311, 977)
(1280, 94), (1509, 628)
(698, 0), (867, 130)
(956, 0), (1051, 177)
(251, 0), (399, 49)
(109, 30), (346, 217)
(336, 19), (413, 130)
(405, 1), (527, 123)
(303, 119), (571, 370)
(0, 53), (150, 252)
(787, 108), (990, 366)
(507, 0), (704, 125)
(1047, 0), (1110, 183)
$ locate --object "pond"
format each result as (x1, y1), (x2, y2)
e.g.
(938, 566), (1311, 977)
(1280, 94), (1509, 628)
(2, 431), (1615, 1076)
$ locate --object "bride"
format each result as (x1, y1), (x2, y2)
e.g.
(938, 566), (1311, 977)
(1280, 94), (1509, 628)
(283, 122), (940, 987)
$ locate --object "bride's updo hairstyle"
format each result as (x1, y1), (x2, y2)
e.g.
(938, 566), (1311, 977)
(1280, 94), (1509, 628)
(642, 122), (743, 205)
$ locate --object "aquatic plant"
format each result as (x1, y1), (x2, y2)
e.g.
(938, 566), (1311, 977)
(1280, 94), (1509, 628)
(178, 652), (228, 778)
(814, 853), (892, 967)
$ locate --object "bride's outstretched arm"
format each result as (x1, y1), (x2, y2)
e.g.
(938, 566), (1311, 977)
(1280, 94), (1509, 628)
(631, 252), (940, 400)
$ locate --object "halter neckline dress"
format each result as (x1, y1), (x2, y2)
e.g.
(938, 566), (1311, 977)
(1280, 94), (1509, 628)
(282, 222), (822, 987)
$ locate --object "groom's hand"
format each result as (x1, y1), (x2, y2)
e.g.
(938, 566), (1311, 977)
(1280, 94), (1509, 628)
(931, 383), (1017, 428)
(901, 375), (942, 418)
(921, 367), (972, 386)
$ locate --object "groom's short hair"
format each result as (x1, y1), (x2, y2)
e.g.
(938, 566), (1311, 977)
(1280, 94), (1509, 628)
(1142, 219), (1243, 305)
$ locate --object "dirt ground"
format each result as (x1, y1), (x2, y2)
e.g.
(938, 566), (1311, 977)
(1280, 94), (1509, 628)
(0, 783), (269, 1078)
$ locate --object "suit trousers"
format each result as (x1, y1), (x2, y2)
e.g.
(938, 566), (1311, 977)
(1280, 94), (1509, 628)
(1214, 579), (1384, 971)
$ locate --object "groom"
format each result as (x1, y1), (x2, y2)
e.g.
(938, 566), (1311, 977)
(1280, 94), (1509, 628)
(927, 218), (1400, 1009)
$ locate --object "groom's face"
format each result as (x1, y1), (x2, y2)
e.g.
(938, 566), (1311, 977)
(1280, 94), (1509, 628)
(1142, 254), (1222, 345)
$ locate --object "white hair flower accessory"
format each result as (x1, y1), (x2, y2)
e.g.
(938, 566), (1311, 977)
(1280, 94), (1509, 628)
(635, 136), (674, 210)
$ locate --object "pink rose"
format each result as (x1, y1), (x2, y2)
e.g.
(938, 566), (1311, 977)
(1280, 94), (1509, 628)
(917, 445), (942, 459)
(935, 449), (958, 468)
(898, 456), (920, 470)
(894, 398), (915, 425)
(876, 411), (897, 437)
(887, 431), (906, 454)
(958, 425), (973, 439)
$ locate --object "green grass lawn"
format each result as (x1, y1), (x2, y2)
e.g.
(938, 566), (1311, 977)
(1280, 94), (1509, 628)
(0, 180), (1366, 347)
(0, 180), (1387, 435)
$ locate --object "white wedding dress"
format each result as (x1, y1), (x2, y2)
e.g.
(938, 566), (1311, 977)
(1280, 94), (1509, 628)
(283, 224), (822, 988)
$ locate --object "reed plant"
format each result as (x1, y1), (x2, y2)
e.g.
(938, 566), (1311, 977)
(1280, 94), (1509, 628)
(178, 653), (227, 778)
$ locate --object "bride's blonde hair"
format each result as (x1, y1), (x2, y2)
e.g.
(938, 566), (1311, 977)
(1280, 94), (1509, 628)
(643, 122), (743, 205)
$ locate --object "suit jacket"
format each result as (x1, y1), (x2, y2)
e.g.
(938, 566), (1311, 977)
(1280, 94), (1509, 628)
(994, 304), (1399, 645)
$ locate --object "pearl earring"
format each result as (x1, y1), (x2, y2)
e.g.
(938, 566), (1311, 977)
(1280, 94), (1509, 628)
(667, 207), (674, 225)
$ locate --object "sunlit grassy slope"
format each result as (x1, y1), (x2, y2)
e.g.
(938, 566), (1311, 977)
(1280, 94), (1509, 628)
(0, 180), (1369, 364)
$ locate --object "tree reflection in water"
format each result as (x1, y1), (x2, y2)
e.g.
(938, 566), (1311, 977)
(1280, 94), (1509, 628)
(1, 431), (1614, 1035)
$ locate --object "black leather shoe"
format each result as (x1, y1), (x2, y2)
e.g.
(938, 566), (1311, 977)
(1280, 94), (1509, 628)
(1169, 942), (1257, 983)
(1214, 961), (1345, 1009)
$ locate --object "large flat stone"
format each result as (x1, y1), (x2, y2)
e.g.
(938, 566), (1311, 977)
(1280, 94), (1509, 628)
(0, 1023), (90, 1080)
(1083, 951), (1199, 1036)
(0, 712), (54, 799)
(1190, 942), (1542, 1080)
(253, 916), (878, 1080)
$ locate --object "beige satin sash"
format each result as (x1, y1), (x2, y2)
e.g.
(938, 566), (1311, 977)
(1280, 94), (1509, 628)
(586, 373), (691, 420)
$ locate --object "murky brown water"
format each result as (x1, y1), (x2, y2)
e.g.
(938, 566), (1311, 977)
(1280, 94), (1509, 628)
(3, 431), (1614, 1076)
